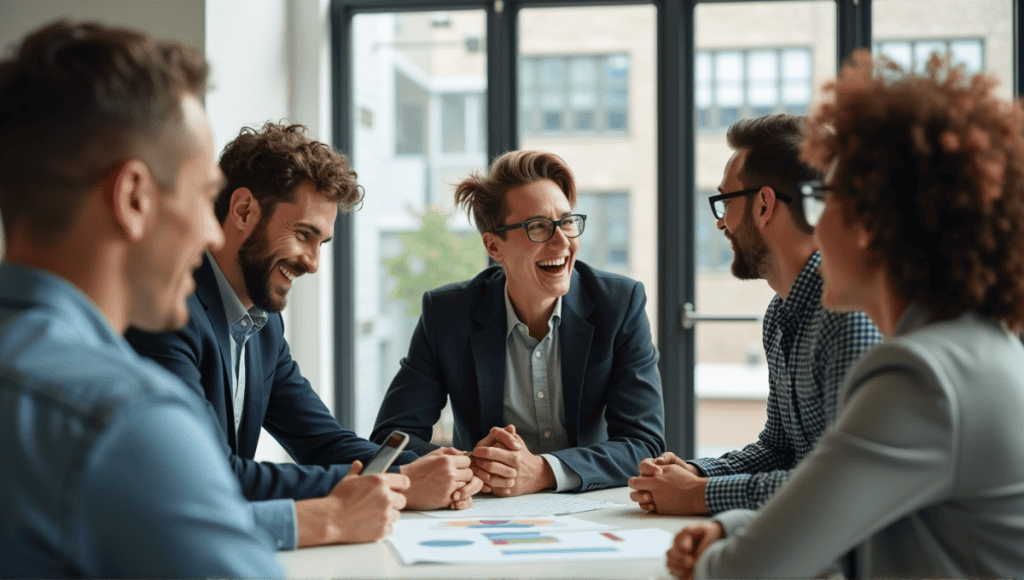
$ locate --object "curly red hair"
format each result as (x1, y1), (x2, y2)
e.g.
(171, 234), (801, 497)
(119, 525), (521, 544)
(802, 49), (1024, 330)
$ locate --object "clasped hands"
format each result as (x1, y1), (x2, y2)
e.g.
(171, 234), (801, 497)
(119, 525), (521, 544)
(628, 452), (720, 579)
(469, 424), (555, 497)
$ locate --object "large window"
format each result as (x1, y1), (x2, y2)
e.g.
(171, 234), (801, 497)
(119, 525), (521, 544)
(520, 54), (630, 136)
(874, 38), (984, 73)
(696, 47), (812, 132)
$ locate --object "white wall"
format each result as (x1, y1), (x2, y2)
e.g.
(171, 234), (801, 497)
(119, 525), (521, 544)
(0, 0), (337, 463)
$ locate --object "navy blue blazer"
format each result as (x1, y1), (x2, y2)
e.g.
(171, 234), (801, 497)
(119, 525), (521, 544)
(127, 256), (414, 502)
(371, 262), (665, 491)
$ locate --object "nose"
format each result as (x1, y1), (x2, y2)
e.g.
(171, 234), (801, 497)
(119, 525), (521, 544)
(205, 205), (225, 252)
(716, 215), (726, 231)
(547, 225), (570, 248)
(299, 243), (320, 274)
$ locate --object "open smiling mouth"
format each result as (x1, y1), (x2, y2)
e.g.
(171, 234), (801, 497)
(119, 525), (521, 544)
(537, 257), (568, 273)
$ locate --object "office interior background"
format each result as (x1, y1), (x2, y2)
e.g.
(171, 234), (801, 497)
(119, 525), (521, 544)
(0, 0), (1018, 463)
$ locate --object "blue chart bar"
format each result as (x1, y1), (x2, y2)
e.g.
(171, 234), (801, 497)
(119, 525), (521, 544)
(501, 547), (617, 556)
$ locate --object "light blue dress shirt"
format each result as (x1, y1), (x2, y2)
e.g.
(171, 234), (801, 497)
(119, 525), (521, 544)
(207, 252), (298, 551)
(0, 262), (282, 578)
(502, 285), (583, 491)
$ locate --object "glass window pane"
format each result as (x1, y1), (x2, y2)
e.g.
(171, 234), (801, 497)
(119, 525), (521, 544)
(950, 39), (983, 72)
(914, 40), (946, 71)
(694, 1), (836, 458)
(873, 0), (1012, 100)
(878, 41), (913, 70)
(520, 4), (657, 342)
(351, 10), (488, 439)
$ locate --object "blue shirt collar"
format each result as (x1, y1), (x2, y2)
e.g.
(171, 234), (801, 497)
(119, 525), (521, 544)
(205, 251), (267, 337)
(780, 251), (824, 312)
(503, 282), (562, 339)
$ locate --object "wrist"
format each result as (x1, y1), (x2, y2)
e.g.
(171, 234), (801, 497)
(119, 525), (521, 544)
(296, 496), (342, 547)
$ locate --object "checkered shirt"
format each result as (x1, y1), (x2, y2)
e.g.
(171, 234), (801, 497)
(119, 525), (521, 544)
(691, 252), (882, 513)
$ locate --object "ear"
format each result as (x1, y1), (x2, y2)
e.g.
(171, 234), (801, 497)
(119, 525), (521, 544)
(754, 186), (779, 227)
(482, 231), (503, 263)
(854, 220), (874, 250)
(227, 187), (261, 232)
(111, 160), (156, 242)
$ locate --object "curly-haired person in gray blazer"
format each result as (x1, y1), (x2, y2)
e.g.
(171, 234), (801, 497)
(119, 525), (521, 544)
(667, 50), (1024, 580)
(372, 150), (665, 496)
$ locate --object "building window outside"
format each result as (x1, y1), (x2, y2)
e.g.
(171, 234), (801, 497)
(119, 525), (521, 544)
(873, 38), (984, 74)
(696, 47), (812, 132)
(575, 191), (630, 275)
(520, 54), (630, 136)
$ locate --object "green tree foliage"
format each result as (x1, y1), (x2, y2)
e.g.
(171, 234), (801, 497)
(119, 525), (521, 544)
(382, 207), (486, 317)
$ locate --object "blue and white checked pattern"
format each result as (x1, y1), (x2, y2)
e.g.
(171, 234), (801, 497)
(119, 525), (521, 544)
(691, 252), (882, 513)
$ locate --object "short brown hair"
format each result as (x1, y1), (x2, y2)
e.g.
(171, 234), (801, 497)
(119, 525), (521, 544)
(727, 114), (822, 233)
(216, 122), (362, 222)
(802, 50), (1024, 330)
(0, 19), (208, 239)
(454, 150), (576, 237)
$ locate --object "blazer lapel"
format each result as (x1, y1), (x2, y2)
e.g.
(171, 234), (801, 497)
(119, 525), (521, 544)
(194, 256), (239, 451)
(471, 275), (509, 435)
(559, 269), (595, 444)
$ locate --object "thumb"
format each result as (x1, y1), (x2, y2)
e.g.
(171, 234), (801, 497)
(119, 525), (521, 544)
(347, 460), (364, 476)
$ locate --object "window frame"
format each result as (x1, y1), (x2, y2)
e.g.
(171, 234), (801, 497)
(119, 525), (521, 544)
(332, 0), (1019, 458)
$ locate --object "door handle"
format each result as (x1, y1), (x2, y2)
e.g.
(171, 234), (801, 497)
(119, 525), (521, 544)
(680, 302), (761, 330)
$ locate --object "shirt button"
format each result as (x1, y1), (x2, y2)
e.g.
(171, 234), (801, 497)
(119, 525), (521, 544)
(535, 351), (541, 358)
(241, 319), (248, 327)
(537, 392), (545, 399)
(544, 430), (551, 438)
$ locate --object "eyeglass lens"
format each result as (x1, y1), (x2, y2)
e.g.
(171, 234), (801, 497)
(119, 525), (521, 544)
(526, 216), (584, 242)
(803, 196), (826, 227)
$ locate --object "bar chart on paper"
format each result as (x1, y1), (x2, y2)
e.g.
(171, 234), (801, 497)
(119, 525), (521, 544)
(387, 517), (673, 565)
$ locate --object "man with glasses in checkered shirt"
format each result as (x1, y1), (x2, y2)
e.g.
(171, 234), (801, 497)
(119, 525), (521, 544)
(629, 114), (881, 516)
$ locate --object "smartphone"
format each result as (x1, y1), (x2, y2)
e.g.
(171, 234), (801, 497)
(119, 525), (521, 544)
(361, 430), (410, 475)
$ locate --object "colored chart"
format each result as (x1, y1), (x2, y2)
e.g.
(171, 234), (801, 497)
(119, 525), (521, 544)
(483, 532), (557, 546)
(418, 539), (474, 548)
(443, 519), (554, 529)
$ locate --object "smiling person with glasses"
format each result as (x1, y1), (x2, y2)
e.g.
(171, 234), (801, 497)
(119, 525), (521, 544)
(372, 150), (665, 497)
(630, 114), (881, 518)
(668, 52), (1024, 580)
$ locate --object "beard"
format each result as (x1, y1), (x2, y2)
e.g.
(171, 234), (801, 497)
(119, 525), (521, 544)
(237, 216), (306, 312)
(729, 203), (770, 280)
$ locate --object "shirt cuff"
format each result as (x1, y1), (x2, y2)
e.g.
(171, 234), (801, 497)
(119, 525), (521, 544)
(691, 457), (731, 477)
(541, 454), (582, 492)
(251, 498), (298, 551)
(704, 474), (755, 514)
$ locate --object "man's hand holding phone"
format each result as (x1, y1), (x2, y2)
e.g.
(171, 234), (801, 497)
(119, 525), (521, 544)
(295, 460), (409, 547)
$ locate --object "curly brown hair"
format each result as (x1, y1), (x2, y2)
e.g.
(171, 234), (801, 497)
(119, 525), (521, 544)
(0, 19), (208, 240)
(215, 122), (362, 223)
(802, 49), (1024, 330)
(454, 150), (576, 237)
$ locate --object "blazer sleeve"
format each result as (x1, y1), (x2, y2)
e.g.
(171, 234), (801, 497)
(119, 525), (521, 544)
(128, 312), (377, 503)
(550, 280), (666, 490)
(371, 290), (449, 455)
(695, 352), (955, 578)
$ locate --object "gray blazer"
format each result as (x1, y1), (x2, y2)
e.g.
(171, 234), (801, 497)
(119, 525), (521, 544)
(697, 304), (1024, 579)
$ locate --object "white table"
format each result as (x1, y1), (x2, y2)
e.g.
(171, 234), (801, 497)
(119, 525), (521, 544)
(278, 487), (706, 579)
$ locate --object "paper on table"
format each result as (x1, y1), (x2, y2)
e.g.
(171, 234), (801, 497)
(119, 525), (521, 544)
(392, 515), (611, 535)
(387, 527), (674, 565)
(419, 492), (624, 518)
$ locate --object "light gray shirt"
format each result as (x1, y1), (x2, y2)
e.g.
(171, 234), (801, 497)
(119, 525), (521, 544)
(502, 285), (582, 492)
(207, 252), (267, 440)
(696, 304), (1024, 578)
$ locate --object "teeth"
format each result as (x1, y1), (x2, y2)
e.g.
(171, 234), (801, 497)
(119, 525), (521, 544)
(537, 257), (567, 267)
(278, 265), (296, 281)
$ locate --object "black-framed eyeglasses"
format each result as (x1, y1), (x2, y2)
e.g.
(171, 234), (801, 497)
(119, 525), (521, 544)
(708, 187), (794, 220)
(492, 214), (587, 243)
(797, 180), (836, 227)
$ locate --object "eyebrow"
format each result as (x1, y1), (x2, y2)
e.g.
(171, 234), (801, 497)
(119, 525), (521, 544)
(297, 222), (333, 244)
(519, 211), (573, 221)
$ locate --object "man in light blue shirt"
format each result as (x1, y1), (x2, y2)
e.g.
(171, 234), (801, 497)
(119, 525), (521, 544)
(0, 19), (298, 577)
